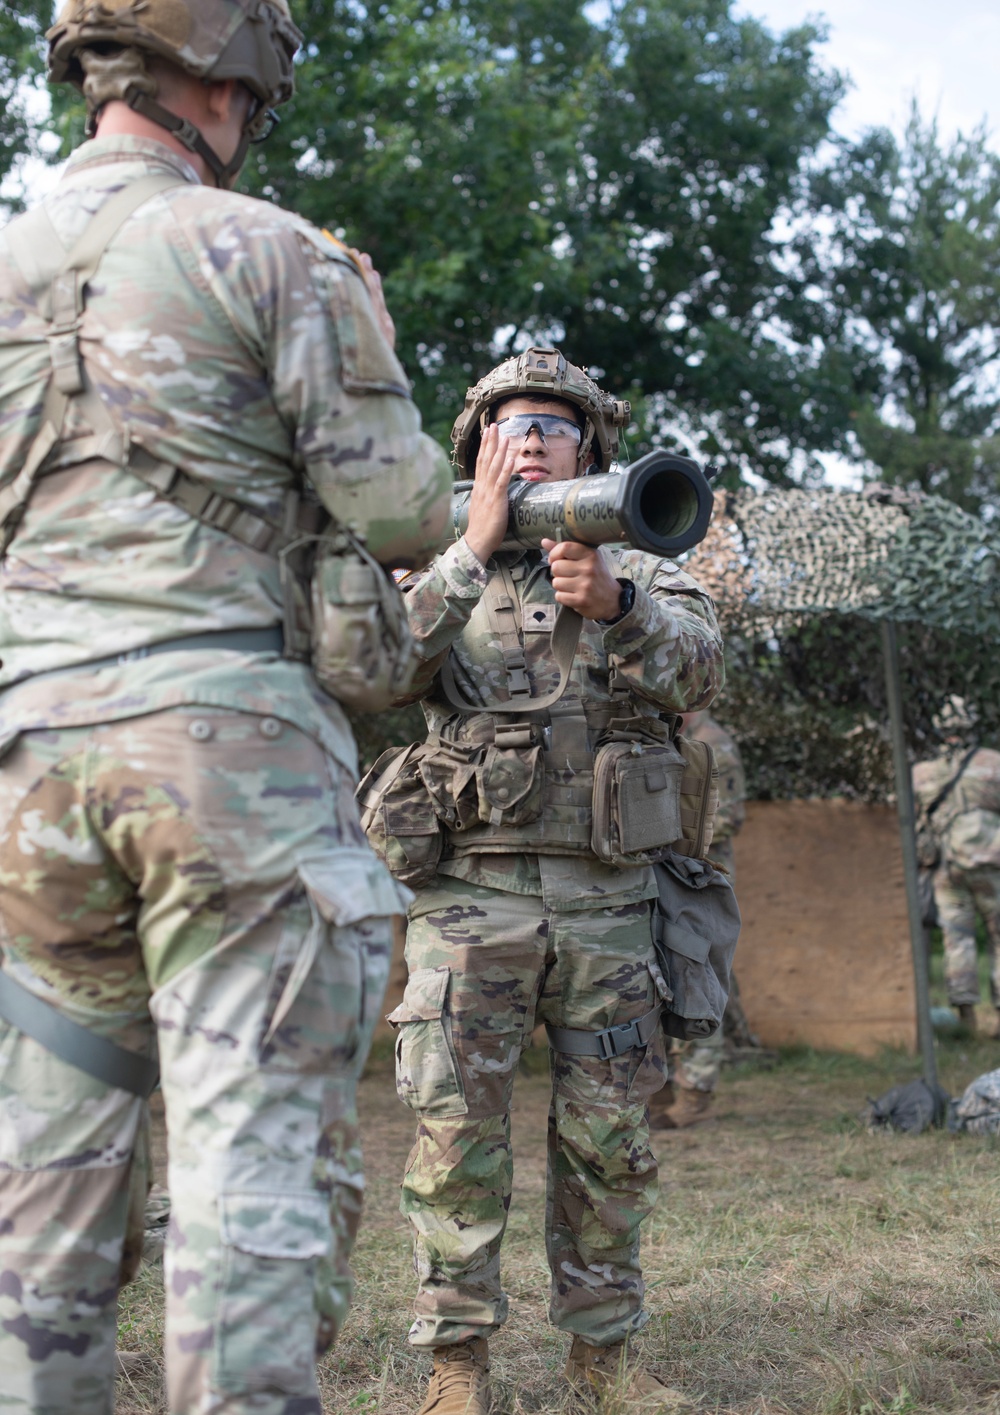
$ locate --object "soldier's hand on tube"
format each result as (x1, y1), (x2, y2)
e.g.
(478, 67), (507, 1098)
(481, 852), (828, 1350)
(542, 539), (623, 621)
(354, 251), (396, 348)
(464, 423), (516, 566)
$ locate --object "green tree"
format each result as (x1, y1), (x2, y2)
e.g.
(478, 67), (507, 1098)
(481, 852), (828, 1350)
(246, 0), (841, 476)
(791, 109), (1000, 516)
(0, 1), (50, 214)
(9, 0), (843, 484)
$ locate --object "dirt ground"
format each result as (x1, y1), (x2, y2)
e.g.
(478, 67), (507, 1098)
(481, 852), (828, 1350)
(117, 1015), (1000, 1415)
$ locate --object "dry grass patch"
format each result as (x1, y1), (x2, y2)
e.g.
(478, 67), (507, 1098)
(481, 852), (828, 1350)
(115, 1034), (1000, 1413)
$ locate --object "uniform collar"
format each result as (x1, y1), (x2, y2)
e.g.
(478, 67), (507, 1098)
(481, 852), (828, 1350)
(64, 135), (202, 187)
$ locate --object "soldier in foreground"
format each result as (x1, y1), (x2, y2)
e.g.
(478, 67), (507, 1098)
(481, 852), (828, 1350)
(652, 710), (747, 1129)
(913, 701), (1000, 1034)
(0, 3), (449, 1411)
(368, 348), (724, 1413)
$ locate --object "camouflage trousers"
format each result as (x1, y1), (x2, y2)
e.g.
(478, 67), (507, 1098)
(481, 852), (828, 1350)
(394, 875), (667, 1350)
(668, 1024), (724, 1093)
(0, 708), (396, 1415)
(933, 859), (1000, 1007)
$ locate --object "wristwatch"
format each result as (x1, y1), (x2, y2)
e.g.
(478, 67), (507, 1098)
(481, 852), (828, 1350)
(597, 578), (635, 625)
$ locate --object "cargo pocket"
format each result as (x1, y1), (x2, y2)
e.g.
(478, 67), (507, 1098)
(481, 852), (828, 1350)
(214, 1188), (331, 1396)
(259, 848), (410, 1072)
(388, 965), (467, 1116)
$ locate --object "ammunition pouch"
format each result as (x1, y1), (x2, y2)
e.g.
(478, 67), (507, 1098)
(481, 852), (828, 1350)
(475, 735), (544, 827)
(358, 743), (443, 888)
(361, 707), (718, 880)
(306, 534), (417, 711)
(653, 850), (740, 1041)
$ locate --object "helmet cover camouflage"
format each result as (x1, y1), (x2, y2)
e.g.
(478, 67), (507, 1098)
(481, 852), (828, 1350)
(47, 0), (302, 112)
(451, 346), (630, 477)
(934, 694), (977, 736)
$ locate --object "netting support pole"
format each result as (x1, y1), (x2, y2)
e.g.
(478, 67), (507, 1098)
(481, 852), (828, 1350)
(881, 618), (938, 1090)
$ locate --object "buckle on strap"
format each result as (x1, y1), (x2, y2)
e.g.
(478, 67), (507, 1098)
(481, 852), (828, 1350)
(545, 1004), (662, 1060)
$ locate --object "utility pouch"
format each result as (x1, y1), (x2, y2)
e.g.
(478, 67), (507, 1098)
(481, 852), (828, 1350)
(652, 850), (741, 1041)
(673, 736), (720, 860)
(475, 742), (543, 827)
(309, 536), (417, 712)
(915, 819), (941, 871)
(357, 744), (442, 888)
(591, 739), (685, 866)
(417, 740), (482, 833)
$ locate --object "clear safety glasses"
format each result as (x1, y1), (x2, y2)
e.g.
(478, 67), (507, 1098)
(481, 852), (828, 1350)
(494, 413), (583, 447)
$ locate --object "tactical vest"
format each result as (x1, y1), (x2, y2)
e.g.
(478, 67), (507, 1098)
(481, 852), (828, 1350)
(359, 562), (718, 883)
(1, 175), (414, 709)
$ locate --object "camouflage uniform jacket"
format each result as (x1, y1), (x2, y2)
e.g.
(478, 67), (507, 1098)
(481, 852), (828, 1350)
(399, 535), (723, 908)
(689, 714), (745, 842)
(913, 747), (1000, 871)
(0, 135), (450, 771)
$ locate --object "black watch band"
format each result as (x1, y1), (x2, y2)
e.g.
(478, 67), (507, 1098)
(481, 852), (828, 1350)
(598, 578), (635, 625)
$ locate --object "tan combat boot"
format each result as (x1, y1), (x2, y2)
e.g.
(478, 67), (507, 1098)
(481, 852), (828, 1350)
(649, 1087), (714, 1131)
(416, 1337), (490, 1415)
(565, 1336), (697, 1412)
(955, 1003), (977, 1031)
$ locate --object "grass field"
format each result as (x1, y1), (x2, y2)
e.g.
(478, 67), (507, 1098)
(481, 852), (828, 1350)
(115, 1015), (1000, 1415)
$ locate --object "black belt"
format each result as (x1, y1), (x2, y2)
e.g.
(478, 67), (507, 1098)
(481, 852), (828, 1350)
(21, 626), (284, 683)
(546, 1004), (662, 1060)
(0, 969), (158, 1098)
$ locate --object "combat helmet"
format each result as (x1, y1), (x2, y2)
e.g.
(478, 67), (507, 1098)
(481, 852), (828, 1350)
(451, 346), (631, 478)
(934, 695), (977, 738)
(47, 0), (302, 187)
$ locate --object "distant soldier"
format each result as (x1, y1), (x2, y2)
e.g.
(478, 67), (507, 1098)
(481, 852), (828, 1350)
(913, 701), (1000, 1033)
(651, 710), (747, 1128)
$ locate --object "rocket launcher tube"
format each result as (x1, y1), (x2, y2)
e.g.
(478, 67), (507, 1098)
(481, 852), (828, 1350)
(449, 450), (714, 557)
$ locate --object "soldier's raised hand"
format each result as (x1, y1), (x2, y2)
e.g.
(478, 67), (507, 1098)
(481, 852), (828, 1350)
(464, 423), (516, 566)
(354, 251), (396, 349)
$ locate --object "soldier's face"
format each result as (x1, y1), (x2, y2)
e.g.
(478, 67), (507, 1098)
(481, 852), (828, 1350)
(492, 397), (585, 483)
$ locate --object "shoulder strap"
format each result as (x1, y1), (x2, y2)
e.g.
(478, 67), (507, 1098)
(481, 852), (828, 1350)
(924, 746), (979, 820)
(2, 175), (328, 578)
(0, 173), (185, 550)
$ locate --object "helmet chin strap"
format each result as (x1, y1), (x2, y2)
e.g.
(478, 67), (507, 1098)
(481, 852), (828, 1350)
(125, 90), (249, 189)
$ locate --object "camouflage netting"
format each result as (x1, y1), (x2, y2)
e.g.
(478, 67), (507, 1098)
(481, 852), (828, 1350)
(352, 483), (1000, 804)
(683, 485), (1000, 803)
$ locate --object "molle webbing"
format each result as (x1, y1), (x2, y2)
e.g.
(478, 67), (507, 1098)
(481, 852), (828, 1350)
(1, 175), (327, 659)
(445, 699), (599, 856)
(440, 568), (584, 716)
(0, 173), (184, 549)
(438, 568), (625, 856)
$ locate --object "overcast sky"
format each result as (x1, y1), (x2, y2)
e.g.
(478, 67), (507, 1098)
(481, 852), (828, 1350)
(736, 0), (999, 150)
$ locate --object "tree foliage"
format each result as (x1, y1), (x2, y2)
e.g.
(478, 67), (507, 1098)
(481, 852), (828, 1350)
(242, 0), (842, 478)
(791, 109), (1000, 517)
(0, 1), (49, 214)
